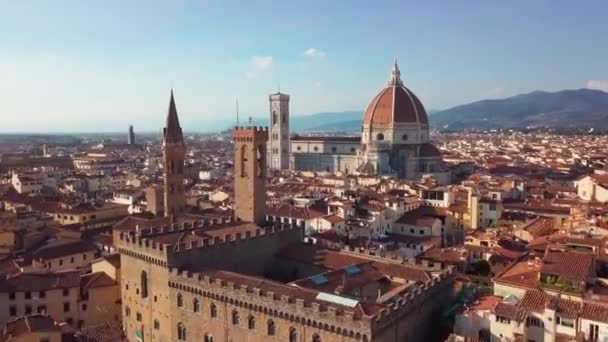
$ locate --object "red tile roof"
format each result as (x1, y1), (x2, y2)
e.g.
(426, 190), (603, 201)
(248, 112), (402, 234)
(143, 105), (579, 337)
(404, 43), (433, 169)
(541, 249), (594, 281)
(278, 244), (431, 282)
(363, 85), (429, 126)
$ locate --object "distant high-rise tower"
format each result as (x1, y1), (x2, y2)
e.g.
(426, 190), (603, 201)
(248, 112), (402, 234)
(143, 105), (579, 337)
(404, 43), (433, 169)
(128, 125), (135, 145)
(268, 92), (290, 170)
(162, 90), (186, 217)
(233, 126), (268, 225)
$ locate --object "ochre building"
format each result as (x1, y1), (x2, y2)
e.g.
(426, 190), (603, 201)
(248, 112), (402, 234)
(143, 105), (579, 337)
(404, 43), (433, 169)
(116, 92), (455, 342)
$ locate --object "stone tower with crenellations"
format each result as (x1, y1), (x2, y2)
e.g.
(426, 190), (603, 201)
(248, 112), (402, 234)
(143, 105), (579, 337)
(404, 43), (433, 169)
(268, 92), (290, 170)
(233, 126), (268, 225)
(163, 90), (186, 217)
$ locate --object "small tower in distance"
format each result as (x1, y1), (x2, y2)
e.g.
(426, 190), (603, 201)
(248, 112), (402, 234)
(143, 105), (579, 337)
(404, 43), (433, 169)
(233, 126), (268, 225)
(128, 125), (135, 145)
(268, 92), (290, 170)
(162, 90), (186, 217)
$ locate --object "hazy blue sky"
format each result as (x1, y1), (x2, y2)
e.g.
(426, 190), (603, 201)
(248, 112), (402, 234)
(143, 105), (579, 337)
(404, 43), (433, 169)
(1, 0), (607, 132)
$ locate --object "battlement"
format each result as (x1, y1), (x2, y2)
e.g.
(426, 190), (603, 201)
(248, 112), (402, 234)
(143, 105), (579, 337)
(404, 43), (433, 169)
(166, 256), (454, 339)
(338, 246), (453, 272)
(168, 268), (371, 339)
(269, 92), (290, 100)
(233, 126), (269, 141)
(117, 218), (299, 263)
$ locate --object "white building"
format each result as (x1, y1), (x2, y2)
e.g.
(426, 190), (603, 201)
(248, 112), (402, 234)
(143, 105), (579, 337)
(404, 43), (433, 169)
(575, 172), (608, 203)
(273, 62), (451, 182)
(11, 173), (43, 194)
(453, 290), (608, 342)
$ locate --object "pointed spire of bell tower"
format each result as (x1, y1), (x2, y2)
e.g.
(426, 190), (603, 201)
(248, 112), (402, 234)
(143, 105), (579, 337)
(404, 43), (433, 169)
(388, 59), (403, 86)
(163, 89), (183, 145)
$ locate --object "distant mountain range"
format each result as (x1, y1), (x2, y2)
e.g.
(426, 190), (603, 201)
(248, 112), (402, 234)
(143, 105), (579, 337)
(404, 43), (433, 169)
(430, 89), (608, 130)
(204, 88), (608, 133)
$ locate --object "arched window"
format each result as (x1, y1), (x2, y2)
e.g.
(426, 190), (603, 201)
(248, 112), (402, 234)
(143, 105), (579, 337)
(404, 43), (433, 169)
(376, 133), (384, 141)
(192, 298), (199, 313)
(240, 145), (248, 178)
(289, 327), (297, 342)
(273, 111), (278, 125)
(177, 323), (186, 340)
(312, 333), (321, 342)
(267, 319), (276, 336)
(140, 271), (148, 299)
(204, 334), (213, 342)
(248, 315), (255, 330)
(210, 303), (217, 318)
(282, 113), (287, 124)
(176, 293), (183, 308)
(232, 310), (240, 325)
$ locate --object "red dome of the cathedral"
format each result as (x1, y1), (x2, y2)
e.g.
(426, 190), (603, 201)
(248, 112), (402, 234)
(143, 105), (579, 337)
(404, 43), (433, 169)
(363, 62), (428, 126)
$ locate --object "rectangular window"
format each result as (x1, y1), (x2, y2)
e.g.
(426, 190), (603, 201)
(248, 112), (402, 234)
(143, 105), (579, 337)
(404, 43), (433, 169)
(40, 291), (46, 298)
(63, 288), (69, 296)
(25, 305), (32, 315)
(590, 323), (599, 341)
(557, 316), (574, 328)
(37, 305), (46, 314)
(9, 306), (17, 316)
(64, 302), (71, 312)
(496, 316), (511, 324)
(9, 292), (15, 300)
(25, 291), (32, 299)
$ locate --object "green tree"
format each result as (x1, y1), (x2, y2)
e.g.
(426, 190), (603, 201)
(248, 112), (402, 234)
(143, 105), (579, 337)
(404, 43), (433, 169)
(471, 260), (491, 276)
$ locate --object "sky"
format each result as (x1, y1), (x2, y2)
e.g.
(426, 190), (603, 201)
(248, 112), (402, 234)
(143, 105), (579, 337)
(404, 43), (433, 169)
(1, 0), (607, 132)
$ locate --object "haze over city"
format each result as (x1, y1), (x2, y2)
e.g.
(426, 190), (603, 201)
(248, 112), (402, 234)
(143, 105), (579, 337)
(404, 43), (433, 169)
(1, 0), (607, 132)
(2, 2), (608, 342)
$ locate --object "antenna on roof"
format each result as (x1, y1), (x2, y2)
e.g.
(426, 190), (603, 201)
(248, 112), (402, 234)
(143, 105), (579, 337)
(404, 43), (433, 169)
(278, 82), (281, 94)
(236, 97), (239, 126)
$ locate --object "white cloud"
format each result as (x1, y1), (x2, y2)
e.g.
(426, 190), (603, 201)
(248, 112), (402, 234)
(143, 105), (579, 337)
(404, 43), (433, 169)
(587, 80), (608, 92)
(304, 48), (327, 58)
(245, 55), (273, 79)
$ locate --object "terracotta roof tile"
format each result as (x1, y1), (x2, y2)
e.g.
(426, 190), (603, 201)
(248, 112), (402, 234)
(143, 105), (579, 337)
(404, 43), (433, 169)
(541, 250), (594, 281)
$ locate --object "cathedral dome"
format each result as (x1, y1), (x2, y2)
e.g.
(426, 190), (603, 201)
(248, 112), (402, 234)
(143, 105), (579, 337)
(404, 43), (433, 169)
(363, 61), (428, 127)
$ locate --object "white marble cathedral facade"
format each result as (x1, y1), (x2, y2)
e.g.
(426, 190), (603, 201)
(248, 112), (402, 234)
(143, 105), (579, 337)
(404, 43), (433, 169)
(267, 62), (451, 183)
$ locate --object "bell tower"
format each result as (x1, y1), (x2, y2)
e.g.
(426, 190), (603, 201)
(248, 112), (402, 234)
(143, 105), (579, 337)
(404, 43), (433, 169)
(268, 92), (290, 170)
(162, 90), (186, 217)
(233, 126), (268, 225)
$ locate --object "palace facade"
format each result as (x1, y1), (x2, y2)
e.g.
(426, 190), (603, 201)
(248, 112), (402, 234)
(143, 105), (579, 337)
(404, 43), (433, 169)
(115, 91), (455, 342)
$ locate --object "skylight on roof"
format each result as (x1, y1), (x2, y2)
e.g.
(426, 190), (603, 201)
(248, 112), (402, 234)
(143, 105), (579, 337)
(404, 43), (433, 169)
(344, 265), (361, 276)
(311, 274), (329, 285)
